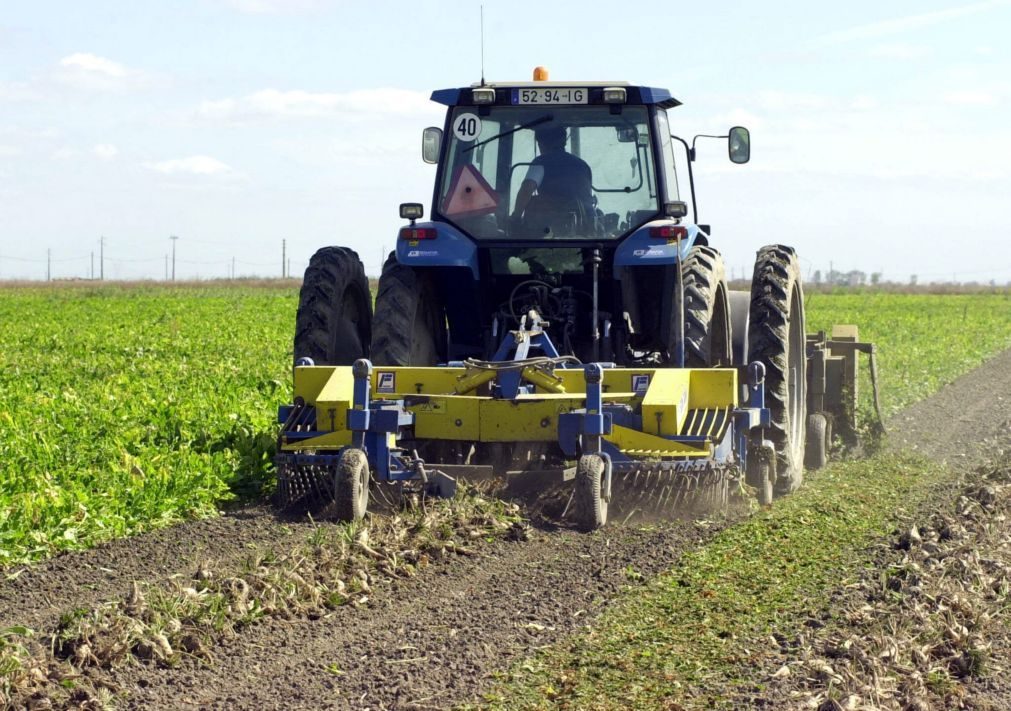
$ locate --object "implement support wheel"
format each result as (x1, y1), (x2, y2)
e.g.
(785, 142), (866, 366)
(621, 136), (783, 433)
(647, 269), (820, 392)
(574, 454), (609, 531)
(334, 448), (370, 522)
(805, 413), (830, 470)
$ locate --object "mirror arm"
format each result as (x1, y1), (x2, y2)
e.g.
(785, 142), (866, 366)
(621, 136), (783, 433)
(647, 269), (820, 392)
(670, 134), (698, 225)
(692, 133), (730, 152)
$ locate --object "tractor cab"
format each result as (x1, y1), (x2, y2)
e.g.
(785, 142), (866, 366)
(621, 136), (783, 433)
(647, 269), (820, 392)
(425, 80), (680, 244)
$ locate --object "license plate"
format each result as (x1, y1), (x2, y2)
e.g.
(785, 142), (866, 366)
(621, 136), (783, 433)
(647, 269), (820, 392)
(512, 87), (588, 105)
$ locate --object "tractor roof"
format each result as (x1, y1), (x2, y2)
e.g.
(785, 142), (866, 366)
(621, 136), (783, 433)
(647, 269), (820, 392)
(430, 82), (681, 109)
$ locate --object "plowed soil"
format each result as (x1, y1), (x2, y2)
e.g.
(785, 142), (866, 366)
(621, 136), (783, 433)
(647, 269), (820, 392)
(3, 348), (1010, 710)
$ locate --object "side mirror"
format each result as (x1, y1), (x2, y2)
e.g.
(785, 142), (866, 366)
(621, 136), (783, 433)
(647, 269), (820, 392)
(400, 203), (424, 221)
(422, 127), (442, 164)
(663, 201), (688, 219)
(728, 126), (750, 164)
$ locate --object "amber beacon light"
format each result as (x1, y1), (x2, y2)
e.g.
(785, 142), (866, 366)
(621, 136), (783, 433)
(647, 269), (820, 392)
(532, 66), (549, 81)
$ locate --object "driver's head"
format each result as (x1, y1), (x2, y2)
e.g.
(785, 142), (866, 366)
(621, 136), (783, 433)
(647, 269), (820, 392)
(535, 125), (567, 151)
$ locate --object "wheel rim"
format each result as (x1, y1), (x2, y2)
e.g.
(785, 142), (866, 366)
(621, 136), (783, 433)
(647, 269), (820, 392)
(787, 285), (806, 455)
(357, 461), (369, 510)
(713, 287), (732, 366)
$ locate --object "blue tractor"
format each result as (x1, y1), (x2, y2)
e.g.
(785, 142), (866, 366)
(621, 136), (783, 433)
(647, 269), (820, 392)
(279, 69), (864, 529)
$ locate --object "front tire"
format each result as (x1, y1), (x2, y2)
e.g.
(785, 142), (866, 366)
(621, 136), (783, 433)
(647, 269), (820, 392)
(748, 245), (807, 496)
(293, 247), (372, 366)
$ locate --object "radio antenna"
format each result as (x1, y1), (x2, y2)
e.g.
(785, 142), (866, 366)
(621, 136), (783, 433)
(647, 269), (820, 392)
(480, 5), (486, 86)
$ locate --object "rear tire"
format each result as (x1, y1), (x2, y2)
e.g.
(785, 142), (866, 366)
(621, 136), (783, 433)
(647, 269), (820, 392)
(574, 454), (608, 531)
(293, 247), (372, 366)
(370, 254), (446, 366)
(677, 245), (732, 367)
(334, 448), (370, 522)
(748, 245), (807, 496)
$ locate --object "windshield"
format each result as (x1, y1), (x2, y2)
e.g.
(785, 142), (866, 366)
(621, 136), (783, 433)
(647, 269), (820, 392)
(437, 106), (658, 240)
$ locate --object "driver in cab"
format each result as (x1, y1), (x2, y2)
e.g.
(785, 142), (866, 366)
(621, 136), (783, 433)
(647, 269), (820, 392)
(511, 125), (593, 235)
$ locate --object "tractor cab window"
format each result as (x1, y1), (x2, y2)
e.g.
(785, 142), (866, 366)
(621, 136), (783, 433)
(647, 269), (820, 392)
(438, 105), (658, 240)
(655, 110), (680, 202)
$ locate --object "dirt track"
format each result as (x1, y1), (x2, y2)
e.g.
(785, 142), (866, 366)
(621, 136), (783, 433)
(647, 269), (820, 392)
(3, 348), (1010, 710)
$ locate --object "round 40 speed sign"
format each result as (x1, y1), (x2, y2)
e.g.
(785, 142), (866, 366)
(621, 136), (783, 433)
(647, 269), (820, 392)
(452, 113), (481, 142)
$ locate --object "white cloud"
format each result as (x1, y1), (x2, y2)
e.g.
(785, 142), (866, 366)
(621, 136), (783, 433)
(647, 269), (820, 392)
(0, 144), (20, 157)
(60, 53), (128, 77)
(93, 144), (119, 160)
(195, 88), (441, 123)
(220, 0), (330, 13)
(850, 95), (878, 110)
(55, 52), (146, 91)
(756, 90), (831, 112)
(695, 87), (1010, 183)
(944, 90), (998, 105)
(867, 43), (929, 60)
(51, 147), (80, 160)
(819, 1), (1009, 44)
(0, 80), (40, 102)
(147, 155), (236, 176)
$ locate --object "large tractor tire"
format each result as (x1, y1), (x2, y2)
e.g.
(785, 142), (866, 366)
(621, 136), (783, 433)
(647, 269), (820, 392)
(293, 247), (372, 366)
(681, 245), (732, 367)
(748, 245), (807, 496)
(370, 254), (447, 366)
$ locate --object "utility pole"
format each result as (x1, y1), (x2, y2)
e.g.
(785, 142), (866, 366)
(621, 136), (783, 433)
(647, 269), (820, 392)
(90, 252), (94, 280)
(99, 236), (105, 280)
(232, 256), (236, 280)
(282, 239), (286, 279)
(287, 258), (291, 279)
(47, 248), (51, 281)
(170, 235), (179, 281)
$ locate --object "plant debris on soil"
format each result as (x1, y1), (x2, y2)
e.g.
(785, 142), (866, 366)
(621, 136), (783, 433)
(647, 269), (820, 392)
(740, 448), (1011, 710)
(1, 491), (524, 709)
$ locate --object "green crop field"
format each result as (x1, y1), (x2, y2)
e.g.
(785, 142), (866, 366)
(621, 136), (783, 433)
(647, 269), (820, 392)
(1, 285), (1009, 567)
(0, 285), (296, 567)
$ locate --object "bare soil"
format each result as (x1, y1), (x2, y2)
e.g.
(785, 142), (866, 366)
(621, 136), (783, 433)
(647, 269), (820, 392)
(3, 348), (1010, 710)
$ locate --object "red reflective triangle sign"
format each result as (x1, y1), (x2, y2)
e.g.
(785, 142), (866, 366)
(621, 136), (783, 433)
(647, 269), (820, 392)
(442, 164), (500, 217)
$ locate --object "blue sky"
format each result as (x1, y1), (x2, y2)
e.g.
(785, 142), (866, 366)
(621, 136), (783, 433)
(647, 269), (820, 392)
(1, 0), (1009, 282)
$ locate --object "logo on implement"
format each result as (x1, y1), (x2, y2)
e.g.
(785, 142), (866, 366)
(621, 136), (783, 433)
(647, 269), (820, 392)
(377, 372), (396, 393)
(632, 374), (650, 393)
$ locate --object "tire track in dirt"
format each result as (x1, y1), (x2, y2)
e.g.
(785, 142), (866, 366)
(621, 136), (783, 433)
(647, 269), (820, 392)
(4, 348), (1010, 710)
(887, 347), (1011, 466)
(105, 517), (731, 710)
